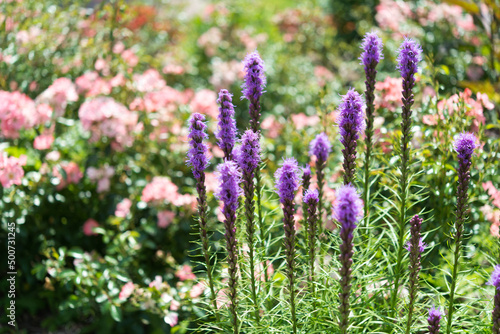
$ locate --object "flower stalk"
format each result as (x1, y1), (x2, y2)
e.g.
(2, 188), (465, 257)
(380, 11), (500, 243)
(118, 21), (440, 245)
(304, 189), (319, 295)
(446, 132), (477, 334)
(405, 215), (424, 334)
(216, 89), (237, 160)
(309, 133), (330, 235)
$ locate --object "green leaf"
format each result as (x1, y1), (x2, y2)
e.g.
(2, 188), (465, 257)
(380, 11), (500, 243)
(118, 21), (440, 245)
(110, 304), (122, 322)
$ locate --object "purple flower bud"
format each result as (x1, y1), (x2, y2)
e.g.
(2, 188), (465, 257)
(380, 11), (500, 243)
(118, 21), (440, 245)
(303, 189), (319, 205)
(333, 184), (363, 231)
(359, 32), (383, 69)
(453, 132), (477, 161)
(216, 161), (243, 214)
(488, 265), (500, 288)
(396, 38), (422, 80)
(302, 165), (311, 179)
(274, 158), (301, 204)
(236, 129), (261, 174)
(405, 237), (425, 253)
(427, 306), (442, 334)
(309, 133), (331, 162)
(242, 51), (266, 132)
(187, 113), (210, 179)
(216, 89), (238, 160)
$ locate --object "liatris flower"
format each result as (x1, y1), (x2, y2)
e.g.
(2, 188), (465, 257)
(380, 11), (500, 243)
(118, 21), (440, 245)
(337, 89), (365, 185)
(390, 38), (422, 314)
(309, 133), (331, 234)
(242, 51), (266, 133)
(235, 129), (261, 323)
(405, 215), (425, 334)
(215, 161), (243, 334)
(186, 113), (218, 319)
(488, 265), (500, 333)
(216, 89), (238, 160)
(359, 32), (383, 226)
(333, 185), (363, 334)
(274, 158), (301, 334)
(304, 189), (319, 294)
(427, 306), (442, 334)
(446, 132), (477, 334)
(302, 165), (312, 225)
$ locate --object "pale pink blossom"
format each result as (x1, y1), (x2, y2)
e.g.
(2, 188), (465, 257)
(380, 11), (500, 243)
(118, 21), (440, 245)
(133, 69), (166, 92)
(157, 210), (175, 228)
(189, 89), (218, 119)
(375, 77), (403, 111)
(314, 66), (334, 87)
(36, 78), (78, 117)
(0, 91), (37, 138)
(115, 198), (132, 218)
(0, 152), (26, 188)
(197, 27), (222, 56)
(164, 312), (178, 327)
(87, 164), (115, 193)
(170, 299), (180, 311)
(122, 49), (139, 67)
(53, 162), (83, 190)
(141, 176), (195, 208)
(83, 218), (99, 236)
(190, 282), (206, 298)
(162, 64), (184, 75)
(175, 265), (196, 281)
(33, 133), (54, 150)
(291, 113), (320, 130)
(119, 282), (135, 300)
(261, 115), (283, 139)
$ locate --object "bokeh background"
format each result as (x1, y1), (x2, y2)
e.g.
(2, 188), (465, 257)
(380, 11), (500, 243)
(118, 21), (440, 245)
(0, 0), (499, 332)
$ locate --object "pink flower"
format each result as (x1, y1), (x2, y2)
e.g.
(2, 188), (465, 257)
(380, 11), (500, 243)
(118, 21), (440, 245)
(115, 198), (132, 218)
(314, 66), (334, 87)
(119, 282), (135, 300)
(36, 78), (78, 117)
(189, 89), (218, 119)
(483, 181), (500, 209)
(141, 176), (195, 208)
(190, 282), (206, 298)
(291, 113), (320, 130)
(157, 210), (175, 228)
(86, 164), (115, 193)
(149, 275), (164, 290)
(122, 49), (139, 67)
(175, 265), (196, 281)
(0, 152), (26, 188)
(33, 133), (54, 150)
(133, 69), (166, 92)
(162, 64), (184, 75)
(375, 77), (403, 111)
(82, 218), (99, 236)
(170, 299), (180, 311)
(0, 91), (37, 138)
(261, 115), (283, 139)
(53, 162), (83, 190)
(164, 312), (178, 327)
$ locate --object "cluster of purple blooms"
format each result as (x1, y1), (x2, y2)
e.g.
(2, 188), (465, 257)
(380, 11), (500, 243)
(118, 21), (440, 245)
(185, 31), (491, 334)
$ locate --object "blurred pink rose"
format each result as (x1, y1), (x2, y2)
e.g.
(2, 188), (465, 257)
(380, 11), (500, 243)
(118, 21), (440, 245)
(189, 89), (218, 119)
(33, 133), (54, 150)
(164, 312), (178, 327)
(82, 218), (99, 236)
(53, 162), (83, 190)
(0, 152), (26, 188)
(115, 198), (132, 218)
(157, 210), (175, 228)
(175, 265), (196, 281)
(119, 282), (135, 300)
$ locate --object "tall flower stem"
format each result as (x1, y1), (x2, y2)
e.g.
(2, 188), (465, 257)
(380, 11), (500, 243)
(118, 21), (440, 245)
(359, 32), (383, 227)
(309, 133), (331, 235)
(216, 161), (243, 334)
(488, 265), (500, 333)
(304, 189), (319, 295)
(334, 185), (363, 334)
(405, 215), (424, 334)
(187, 113), (219, 321)
(446, 133), (477, 334)
(302, 166), (312, 244)
(390, 39), (422, 314)
(236, 129), (261, 323)
(275, 158), (301, 334)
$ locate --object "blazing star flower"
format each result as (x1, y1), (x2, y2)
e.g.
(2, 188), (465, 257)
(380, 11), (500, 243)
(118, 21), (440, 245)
(274, 158), (301, 204)
(309, 133), (331, 163)
(236, 129), (261, 174)
(216, 89), (237, 160)
(359, 32), (383, 69)
(187, 113), (210, 179)
(396, 38), (422, 80)
(454, 132), (477, 161)
(216, 161), (243, 214)
(427, 306), (442, 334)
(488, 265), (500, 288)
(242, 51), (266, 132)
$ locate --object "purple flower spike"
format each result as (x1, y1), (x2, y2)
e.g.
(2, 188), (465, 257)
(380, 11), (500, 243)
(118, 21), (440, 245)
(333, 184), (362, 334)
(274, 158), (301, 204)
(304, 189), (319, 291)
(360, 32), (383, 69)
(215, 160), (242, 331)
(396, 38), (422, 80)
(236, 129), (261, 174)
(427, 306), (442, 334)
(187, 113), (210, 179)
(405, 215), (424, 332)
(274, 157), (300, 332)
(242, 51), (266, 133)
(216, 89), (238, 160)
(446, 132), (477, 333)
(488, 265), (500, 333)
(309, 133), (331, 163)
(338, 88), (365, 185)
(454, 132), (477, 161)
